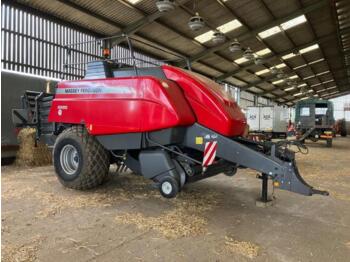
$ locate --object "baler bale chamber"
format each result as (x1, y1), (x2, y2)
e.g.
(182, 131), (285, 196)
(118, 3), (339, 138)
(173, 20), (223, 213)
(12, 35), (328, 201)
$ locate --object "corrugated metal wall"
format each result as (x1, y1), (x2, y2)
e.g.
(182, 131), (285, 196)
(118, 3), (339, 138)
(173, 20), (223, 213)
(1, 3), (93, 79)
(1, 2), (161, 80)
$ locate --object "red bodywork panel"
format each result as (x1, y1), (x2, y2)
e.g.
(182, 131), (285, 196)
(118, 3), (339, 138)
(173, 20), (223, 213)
(49, 65), (247, 136)
(162, 65), (247, 136)
(49, 77), (196, 135)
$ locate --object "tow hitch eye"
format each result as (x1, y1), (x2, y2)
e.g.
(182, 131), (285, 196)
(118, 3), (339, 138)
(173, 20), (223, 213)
(271, 161), (329, 196)
(312, 189), (329, 196)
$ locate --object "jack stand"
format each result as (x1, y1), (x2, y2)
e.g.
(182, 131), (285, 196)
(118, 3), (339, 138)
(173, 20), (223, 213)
(256, 173), (274, 207)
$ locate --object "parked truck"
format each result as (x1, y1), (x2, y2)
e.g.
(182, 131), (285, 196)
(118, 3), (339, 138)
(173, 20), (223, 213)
(12, 35), (328, 202)
(295, 99), (335, 147)
(247, 106), (289, 140)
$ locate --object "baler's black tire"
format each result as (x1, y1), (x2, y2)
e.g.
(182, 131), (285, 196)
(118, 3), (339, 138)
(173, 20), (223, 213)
(224, 166), (237, 177)
(53, 126), (110, 190)
(159, 176), (179, 198)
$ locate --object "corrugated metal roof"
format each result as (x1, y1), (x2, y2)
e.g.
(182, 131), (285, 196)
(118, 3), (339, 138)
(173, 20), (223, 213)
(73, 0), (143, 26)
(11, 0), (350, 104)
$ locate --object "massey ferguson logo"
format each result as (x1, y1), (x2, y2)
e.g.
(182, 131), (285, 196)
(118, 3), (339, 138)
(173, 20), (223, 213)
(64, 87), (103, 94)
(57, 85), (134, 95)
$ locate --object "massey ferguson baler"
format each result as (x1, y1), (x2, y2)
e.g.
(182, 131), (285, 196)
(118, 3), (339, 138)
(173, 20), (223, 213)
(12, 60), (328, 200)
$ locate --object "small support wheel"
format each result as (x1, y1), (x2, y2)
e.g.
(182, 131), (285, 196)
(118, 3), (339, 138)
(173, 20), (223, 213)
(224, 166), (237, 177)
(159, 176), (179, 198)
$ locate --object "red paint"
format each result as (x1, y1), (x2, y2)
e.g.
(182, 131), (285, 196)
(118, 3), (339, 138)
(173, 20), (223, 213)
(49, 65), (246, 137)
(162, 65), (247, 136)
(49, 77), (196, 135)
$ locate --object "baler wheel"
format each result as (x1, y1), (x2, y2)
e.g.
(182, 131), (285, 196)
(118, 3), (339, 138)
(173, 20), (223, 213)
(224, 165), (238, 177)
(53, 126), (110, 190)
(159, 176), (179, 198)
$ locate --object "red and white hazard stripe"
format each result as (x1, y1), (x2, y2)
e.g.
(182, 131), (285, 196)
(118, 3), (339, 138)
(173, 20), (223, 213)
(203, 141), (218, 167)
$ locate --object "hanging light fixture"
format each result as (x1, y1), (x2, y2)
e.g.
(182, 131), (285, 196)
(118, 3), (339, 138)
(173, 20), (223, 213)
(243, 47), (254, 60)
(188, 12), (205, 31)
(212, 30), (225, 45)
(188, 1), (204, 31)
(254, 56), (263, 65)
(229, 39), (241, 53)
(156, 0), (176, 12)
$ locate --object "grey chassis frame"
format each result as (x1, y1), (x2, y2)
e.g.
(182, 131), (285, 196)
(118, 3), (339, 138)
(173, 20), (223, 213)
(12, 91), (328, 199)
(180, 124), (328, 196)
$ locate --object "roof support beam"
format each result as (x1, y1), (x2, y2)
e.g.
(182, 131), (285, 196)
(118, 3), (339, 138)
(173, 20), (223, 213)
(175, 1), (271, 84)
(243, 57), (334, 94)
(215, 32), (335, 81)
(10, 0), (258, 93)
(57, 0), (244, 79)
(175, 0), (328, 67)
(220, 27), (350, 95)
(110, 0), (193, 46)
(115, 0), (244, 72)
(281, 83), (349, 103)
(273, 75), (348, 101)
(54, 0), (190, 61)
(57, 0), (121, 29)
(217, 0), (332, 103)
(110, 12), (165, 46)
(323, 90), (350, 99)
(330, 0), (350, 90)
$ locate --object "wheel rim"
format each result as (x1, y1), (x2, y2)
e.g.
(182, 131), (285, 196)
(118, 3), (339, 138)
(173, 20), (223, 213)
(161, 181), (173, 195)
(60, 144), (79, 175)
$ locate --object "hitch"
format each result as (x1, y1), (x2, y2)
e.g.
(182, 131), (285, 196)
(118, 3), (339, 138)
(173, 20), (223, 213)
(183, 124), (329, 198)
(257, 164), (328, 205)
(272, 160), (329, 196)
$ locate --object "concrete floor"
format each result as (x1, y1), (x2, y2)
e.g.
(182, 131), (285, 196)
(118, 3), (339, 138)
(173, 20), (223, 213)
(2, 137), (350, 262)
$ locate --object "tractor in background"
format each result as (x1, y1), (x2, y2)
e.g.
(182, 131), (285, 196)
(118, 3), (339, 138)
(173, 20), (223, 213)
(295, 99), (335, 147)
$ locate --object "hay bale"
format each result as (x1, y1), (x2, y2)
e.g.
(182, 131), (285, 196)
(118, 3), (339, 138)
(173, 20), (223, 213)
(15, 128), (52, 166)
